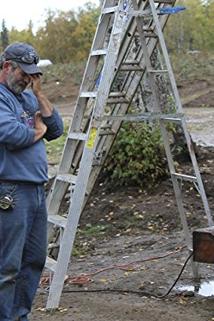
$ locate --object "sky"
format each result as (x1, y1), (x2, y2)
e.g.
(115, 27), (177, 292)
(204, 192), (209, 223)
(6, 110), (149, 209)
(0, 0), (100, 32)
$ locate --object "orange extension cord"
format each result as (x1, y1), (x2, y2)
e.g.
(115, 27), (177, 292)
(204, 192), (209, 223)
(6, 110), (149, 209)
(40, 246), (185, 287)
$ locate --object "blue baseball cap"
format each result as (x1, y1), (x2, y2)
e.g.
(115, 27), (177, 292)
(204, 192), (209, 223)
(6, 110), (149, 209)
(1, 42), (42, 75)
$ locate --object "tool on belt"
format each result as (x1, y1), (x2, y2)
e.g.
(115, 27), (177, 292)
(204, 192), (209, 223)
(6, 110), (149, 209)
(0, 195), (15, 210)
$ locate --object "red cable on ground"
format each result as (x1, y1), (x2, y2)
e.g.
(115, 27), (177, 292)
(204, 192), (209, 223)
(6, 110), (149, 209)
(40, 246), (185, 287)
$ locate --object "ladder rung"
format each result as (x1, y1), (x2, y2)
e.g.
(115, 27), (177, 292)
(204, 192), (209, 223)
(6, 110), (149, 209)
(160, 115), (183, 122)
(57, 174), (77, 184)
(109, 92), (126, 98)
(91, 49), (108, 56)
(80, 92), (97, 98)
(107, 92), (129, 103)
(68, 132), (88, 141)
(99, 130), (116, 136)
(100, 124), (112, 129)
(48, 214), (67, 228)
(130, 9), (151, 17)
(120, 65), (143, 71)
(48, 243), (59, 250)
(171, 173), (197, 182)
(101, 112), (184, 122)
(147, 69), (168, 73)
(154, 0), (174, 3)
(80, 91), (125, 100)
(124, 60), (139, 65)
(136, 29), (157, 38)
(107, 98), (129, 104)
(102, 6), (118, 14)
(45, 256), (57, 272)
(144, 32), (157, 38)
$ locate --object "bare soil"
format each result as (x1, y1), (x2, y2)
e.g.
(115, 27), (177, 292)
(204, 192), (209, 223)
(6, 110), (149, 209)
(30, 76), (214, 321)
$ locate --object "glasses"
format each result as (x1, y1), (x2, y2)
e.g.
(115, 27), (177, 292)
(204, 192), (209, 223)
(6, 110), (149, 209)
(6, 50), (39, 64)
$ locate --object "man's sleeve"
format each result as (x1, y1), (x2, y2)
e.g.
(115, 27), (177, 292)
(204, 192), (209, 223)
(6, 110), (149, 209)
(42, 108), (64, 141)
(0, 95), (35, 148)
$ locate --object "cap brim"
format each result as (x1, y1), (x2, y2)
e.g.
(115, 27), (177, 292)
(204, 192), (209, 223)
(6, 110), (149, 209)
(17, 62), (43, 75)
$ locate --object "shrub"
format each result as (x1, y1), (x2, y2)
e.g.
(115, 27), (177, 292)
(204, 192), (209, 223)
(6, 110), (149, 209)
(103, 122), (168, 188)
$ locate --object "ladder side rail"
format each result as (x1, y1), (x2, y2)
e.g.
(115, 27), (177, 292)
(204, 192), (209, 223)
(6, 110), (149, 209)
(180, 118), (213, 226)
(80, 0), (116, 91)
(46, 1), (131, 308)
(47, 106), (88, 210)
(160, 122), (192, 247)
(132, 0), (162, 112)
(56, 3), (118, 174)
(46, 142), (98, 308)
(47, 180), (69, 214)
(61, 106), (93, 172)
(149, 0), (213, 225)
(149, 0), (183, 112)
(57, 98), (89, 174)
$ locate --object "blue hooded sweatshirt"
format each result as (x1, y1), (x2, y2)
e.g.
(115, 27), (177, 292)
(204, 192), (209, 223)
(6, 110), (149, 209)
(0, 84), (64, 183)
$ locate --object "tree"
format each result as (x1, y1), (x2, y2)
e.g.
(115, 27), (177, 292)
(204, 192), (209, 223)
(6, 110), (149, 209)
(34, 4), (99, 63)
(71, 3), (100, 61)
(35, 9), (78, 62)
(165, 0), (214, 52)
(1, 20), (9, 50)
(9, 21), (36, 48)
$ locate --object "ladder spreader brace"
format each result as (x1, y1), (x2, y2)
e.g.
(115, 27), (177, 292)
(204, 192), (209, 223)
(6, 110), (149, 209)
(45, 0), (213, 309)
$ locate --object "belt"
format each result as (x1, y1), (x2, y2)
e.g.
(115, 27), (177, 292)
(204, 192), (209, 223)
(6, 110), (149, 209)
(0, 180), (44, 186)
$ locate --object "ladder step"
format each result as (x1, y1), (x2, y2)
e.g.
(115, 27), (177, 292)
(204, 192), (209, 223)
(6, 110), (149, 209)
(101, 112), (183, 122)
(45, 256), (57, 272)
(135, 31), (157, 38)
(48, 214), (67, 228)
(124, 60), (139, 65)
(120, 60), (143, 71)
(102, 6), (118, 14)
(144, 32), (157, 38)
(68, 132), (88, 141)
(99, 130), (116, 136)
(107, 92), (129, 104)
(91, 49), (108, 56)
(171, 173), (197, 183)
(160, 115), (184, 122)
(57, 174), (77, 184)
(154, 0), (174, 3)
(107, 97), (129, 104)
(147, 69), (168, 73)
(80, 91), (126, 100)
(109, 92), (126, 98)
(80, 91), (97, 98)
(130, 9), (151, 17)
(120, 64), (143, 71)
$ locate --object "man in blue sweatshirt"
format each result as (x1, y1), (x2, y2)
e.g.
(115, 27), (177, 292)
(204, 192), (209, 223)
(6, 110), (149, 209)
(0, 42), (64, 320)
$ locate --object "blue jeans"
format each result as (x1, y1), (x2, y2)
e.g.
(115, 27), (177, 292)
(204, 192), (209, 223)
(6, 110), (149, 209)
(0, 182), (47, 321)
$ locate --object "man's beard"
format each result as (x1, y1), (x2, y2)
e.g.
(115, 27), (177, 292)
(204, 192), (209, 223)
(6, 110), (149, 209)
(7, 72), (28, 95)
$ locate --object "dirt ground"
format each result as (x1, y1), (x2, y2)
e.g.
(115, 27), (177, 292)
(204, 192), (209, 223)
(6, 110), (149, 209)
(30, 75), (214, 321)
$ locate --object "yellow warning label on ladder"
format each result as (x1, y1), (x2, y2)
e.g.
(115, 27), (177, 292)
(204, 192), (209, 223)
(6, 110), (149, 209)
(86, 127), (97, 149)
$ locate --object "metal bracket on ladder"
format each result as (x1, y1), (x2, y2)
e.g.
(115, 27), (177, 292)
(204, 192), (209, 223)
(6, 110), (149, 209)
(44, 0), (213, 309)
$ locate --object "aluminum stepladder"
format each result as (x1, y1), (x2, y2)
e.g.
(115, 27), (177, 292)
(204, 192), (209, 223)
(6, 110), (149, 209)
(45, 0), (213, 309)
